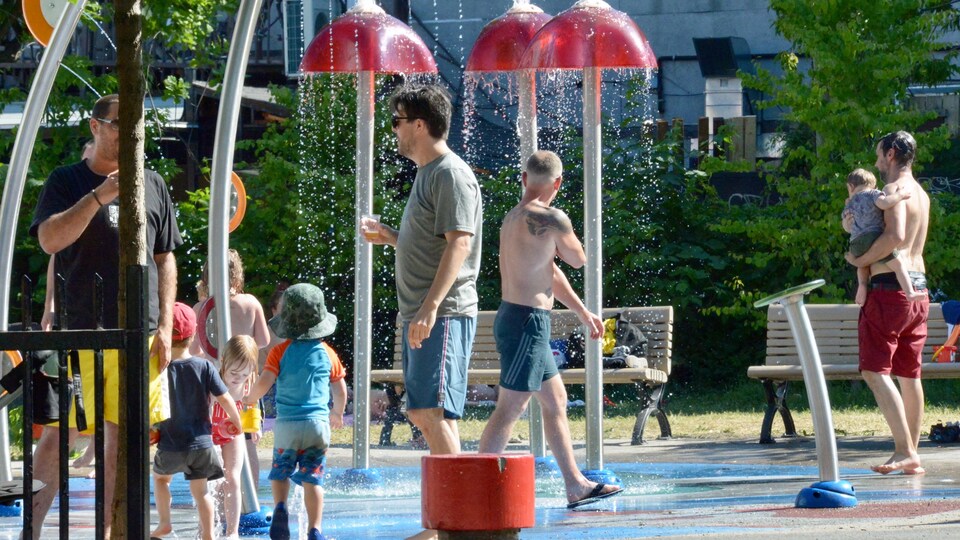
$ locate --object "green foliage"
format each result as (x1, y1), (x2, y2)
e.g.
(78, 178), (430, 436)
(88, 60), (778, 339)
(2, 0), (237, 320)
(715, 0), (960, 306)
(178, 77), (410, 365)
(142, 0), (237, 76)
(525, 80), (770, 389)
(7, 407), (22, 460)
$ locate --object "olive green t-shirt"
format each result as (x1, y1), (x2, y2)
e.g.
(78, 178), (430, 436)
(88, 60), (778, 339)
(395, 152), (483, 321)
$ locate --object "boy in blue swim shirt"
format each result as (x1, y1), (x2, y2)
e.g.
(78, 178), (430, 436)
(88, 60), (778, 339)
(245, 283), (346, 540)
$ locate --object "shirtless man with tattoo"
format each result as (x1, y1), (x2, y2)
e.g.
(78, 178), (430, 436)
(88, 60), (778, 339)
(477, 150), (622, 508)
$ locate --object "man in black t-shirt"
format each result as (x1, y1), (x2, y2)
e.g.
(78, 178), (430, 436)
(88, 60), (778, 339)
(25, 94), (183, 539)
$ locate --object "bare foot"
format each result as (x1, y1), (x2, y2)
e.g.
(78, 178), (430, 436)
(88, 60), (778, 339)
(906, 291), (928, 302)
(871, 453), (924, 475)
(149, 523), (172, 538)
(405, 530), (438, 540)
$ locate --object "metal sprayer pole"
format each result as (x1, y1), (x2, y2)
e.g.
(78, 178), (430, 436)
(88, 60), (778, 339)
(209, 0), (265, 514)
(781, 295), (840, 482)
(582, 67), (603, 470)
(0, 0), (87, 483)
(353, 70), (375, 469)
(517, 68), (546, 458)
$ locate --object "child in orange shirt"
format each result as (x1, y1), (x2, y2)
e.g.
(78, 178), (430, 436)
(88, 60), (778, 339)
(244, 284), (347, 540)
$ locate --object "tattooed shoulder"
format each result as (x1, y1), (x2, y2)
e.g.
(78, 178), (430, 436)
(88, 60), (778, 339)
(524, 208), (571, 237)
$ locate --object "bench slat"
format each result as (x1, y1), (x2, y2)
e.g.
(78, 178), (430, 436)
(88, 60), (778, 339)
(767, 326), (948, 341)
(766, 304), (944, 322)
(749, 362), (960, 381)
(375, 306), (673, 384)
(751, 303), (959, 380)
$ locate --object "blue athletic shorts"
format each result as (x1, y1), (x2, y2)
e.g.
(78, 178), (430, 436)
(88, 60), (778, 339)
(494, 301), (558, 392)
(402, 316), (476, 420)
(268, 418), (330, 486)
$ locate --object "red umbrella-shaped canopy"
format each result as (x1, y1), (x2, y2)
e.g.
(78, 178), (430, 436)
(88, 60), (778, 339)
(465, 5), (552, 72)
(519, 0), (657, 70)
(301, 5), (437, 74)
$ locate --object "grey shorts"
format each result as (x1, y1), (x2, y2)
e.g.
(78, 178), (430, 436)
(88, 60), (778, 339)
(402, 316), (476, 419)
(494, 301), (558, 392)
(153, 446), (224, 481)
(269, 418), (330, 486)
(849, 230), (897, 263)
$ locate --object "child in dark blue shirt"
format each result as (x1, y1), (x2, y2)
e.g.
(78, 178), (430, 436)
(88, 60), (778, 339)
(151, 303), (241, 540)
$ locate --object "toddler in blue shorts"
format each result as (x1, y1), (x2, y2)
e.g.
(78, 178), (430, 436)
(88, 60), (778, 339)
(245, 283), (346, 540)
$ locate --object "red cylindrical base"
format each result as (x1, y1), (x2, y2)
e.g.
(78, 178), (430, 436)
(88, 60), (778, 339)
(422, 453), (536, 531)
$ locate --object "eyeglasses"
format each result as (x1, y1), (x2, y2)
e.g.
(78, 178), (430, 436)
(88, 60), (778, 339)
(391, 116), (421, 129)
(95, 117), (120, 131)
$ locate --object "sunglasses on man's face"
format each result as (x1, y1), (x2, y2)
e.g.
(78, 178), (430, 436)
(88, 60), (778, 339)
(96, 117), (120, 131)
(391, 116), (421, 129)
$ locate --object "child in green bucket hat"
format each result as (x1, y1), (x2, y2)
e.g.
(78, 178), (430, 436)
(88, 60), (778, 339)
(245, 283), (347, 540)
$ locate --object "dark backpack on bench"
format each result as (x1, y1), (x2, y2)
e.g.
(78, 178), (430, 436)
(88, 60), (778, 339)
(614, 314), (647, 357)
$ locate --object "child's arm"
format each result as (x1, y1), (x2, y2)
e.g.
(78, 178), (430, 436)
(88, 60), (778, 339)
(874, 185), (912, 210)
(214, 391), (243, 432)
(244, 370), (276, 406)
(841, 209), (854, 233)
(330, 378), (347, 429)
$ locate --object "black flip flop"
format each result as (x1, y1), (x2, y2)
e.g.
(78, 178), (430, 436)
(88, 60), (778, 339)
(566, 483), (624, 509)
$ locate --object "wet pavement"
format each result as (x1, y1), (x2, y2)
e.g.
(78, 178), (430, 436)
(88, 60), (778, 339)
(7, 434), (960, 538)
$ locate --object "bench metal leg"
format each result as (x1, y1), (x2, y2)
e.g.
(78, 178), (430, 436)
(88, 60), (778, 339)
(632, 382), (671, 445)
(760, 379), (797, 444)
(378, 385), (422, 446)
(528, 397), (546, 458)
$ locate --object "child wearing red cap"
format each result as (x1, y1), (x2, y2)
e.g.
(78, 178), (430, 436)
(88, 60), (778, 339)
(151, 302), (242, 540)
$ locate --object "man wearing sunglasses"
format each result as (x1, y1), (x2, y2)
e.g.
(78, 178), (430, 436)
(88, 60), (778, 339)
(363, 83), (483, 457)
(27, 93), (182, 538)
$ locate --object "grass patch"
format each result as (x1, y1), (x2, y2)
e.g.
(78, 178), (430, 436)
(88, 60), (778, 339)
(15, 379), (960, 455)
(320, 379), (960, 447)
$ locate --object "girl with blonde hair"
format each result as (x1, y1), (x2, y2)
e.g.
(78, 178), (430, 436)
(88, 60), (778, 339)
(210, 334), (260, 540)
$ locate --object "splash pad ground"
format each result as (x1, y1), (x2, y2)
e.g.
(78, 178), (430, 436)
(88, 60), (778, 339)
(5, 435), (960, 538)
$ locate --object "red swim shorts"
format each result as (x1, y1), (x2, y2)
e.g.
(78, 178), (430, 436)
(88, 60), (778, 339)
(858, 290), (929, 378)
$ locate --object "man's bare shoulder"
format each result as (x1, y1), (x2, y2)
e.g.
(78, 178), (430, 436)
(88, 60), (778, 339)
(506, 203), (571, 237)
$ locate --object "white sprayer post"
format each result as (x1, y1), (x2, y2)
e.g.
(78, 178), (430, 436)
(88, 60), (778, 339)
(208, 0), (266, 514)
(780, 295), (840, 482)
(354, 70), (375, 469)
(0, 0), (88, 483)
(582, 66), (604, 470)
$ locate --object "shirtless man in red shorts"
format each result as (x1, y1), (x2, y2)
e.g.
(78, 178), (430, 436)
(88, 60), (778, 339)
(846, 131), (930, 475)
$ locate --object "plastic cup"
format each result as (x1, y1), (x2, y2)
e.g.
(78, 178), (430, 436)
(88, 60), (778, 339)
(215, 418), (241, 441)
(361, 214), (380, 241)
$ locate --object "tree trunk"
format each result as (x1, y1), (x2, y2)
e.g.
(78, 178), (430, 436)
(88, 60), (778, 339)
(114, 0), (147, 537)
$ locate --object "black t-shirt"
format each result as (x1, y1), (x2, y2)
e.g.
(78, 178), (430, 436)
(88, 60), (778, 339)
(158, 357), (229, 451)
(29, 160), (183, 330)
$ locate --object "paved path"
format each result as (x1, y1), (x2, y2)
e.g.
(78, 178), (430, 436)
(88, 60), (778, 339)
(11, 435), (960, 538)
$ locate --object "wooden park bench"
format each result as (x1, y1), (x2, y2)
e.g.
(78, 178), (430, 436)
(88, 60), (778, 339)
(748, 303), (953, 443)
(370, 306), (674, 446)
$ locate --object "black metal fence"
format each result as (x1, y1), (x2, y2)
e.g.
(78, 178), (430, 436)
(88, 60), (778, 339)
(0, 265), (149, 539)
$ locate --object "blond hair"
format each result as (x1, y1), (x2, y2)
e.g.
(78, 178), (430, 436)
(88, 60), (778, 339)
(220, 334), (258, 386)
(525, 150), (562, 185)
(846, 168), (877, 189)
